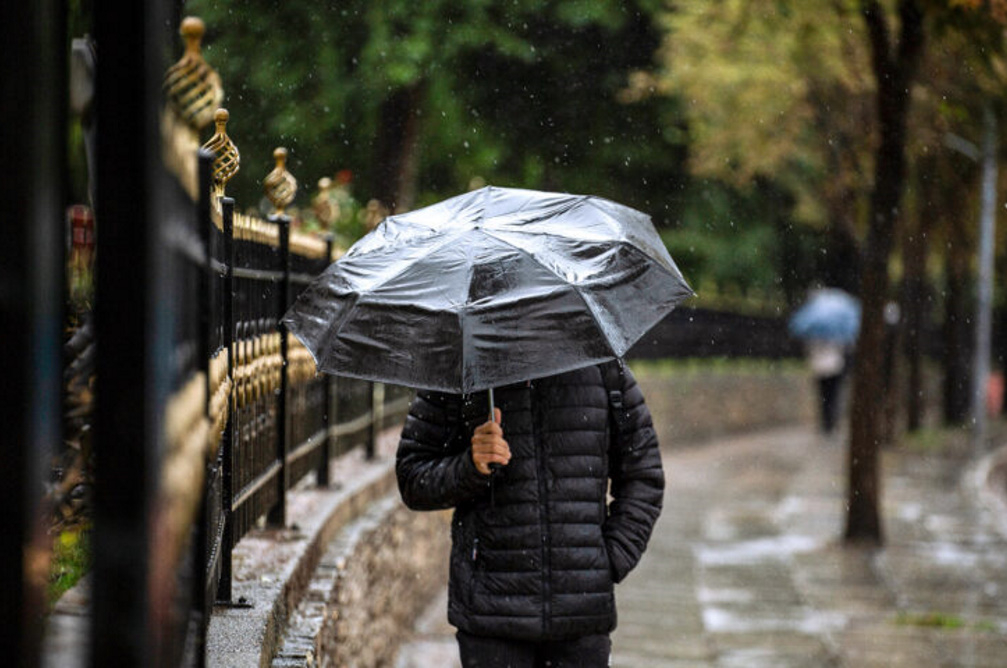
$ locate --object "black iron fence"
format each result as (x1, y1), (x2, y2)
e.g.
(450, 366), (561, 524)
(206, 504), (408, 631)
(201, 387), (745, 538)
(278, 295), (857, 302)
(172, 141), (413, 652)
(8, 8), (415, 665)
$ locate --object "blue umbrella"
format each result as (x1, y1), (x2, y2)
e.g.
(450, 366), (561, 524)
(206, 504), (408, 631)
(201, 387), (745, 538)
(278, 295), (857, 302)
(788, 288), (861, 344)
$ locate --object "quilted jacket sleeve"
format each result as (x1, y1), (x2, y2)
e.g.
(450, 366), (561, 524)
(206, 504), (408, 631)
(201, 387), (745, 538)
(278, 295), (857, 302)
(396, 390), (492, 511)
(602, 367), (665, 583)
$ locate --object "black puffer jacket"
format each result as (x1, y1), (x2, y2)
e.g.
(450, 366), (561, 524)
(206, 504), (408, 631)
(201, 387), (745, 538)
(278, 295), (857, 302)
(396, 363), (663, 641)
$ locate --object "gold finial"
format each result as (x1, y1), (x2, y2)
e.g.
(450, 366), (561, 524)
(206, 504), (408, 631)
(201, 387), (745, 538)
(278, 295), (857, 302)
(312, 176), (337, 230)
(164, 16), (223, 131)
(362, 198), (388, 231)
(264, 147), (298, 215)
(200, 108), (240, 197)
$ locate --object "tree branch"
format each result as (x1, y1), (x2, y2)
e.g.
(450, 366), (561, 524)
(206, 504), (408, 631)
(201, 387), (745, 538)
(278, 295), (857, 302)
(861, 0), (892, 85)
(895, 0), (925, 93)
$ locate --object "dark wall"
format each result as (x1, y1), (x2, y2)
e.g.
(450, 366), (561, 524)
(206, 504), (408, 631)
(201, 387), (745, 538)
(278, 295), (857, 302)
(627, 307), (803, 360)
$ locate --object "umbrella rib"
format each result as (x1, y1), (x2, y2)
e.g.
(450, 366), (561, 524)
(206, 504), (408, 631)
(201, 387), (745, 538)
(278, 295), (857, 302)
(479, 228), (692, 296)
(317, 230), (469, 362)
(477, 230), (694, 356)
(474, 229), (622, 358)
(347, 228), (471, 296)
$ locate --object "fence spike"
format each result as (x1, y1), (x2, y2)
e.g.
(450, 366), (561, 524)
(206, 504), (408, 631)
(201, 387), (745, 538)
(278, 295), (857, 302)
(164, 17), (223, 132)
(264, 147), (298, 216)
(312, 177), (337, 232)
(201, 108), (240, 197)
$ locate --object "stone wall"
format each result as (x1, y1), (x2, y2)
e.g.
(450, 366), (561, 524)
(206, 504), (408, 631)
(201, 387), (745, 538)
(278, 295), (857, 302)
(269, 492), (451, 668)
(319, 500), (450, 667)
(632, 362), (817, 446)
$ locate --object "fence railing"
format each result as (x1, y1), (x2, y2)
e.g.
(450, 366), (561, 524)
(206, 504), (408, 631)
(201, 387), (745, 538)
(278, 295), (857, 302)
(197, 121), (411, 659)
(81, 14), (414, 665)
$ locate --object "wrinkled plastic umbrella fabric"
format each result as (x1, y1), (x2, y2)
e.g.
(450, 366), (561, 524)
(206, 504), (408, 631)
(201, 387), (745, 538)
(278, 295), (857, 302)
(787, 288), (861, 345)
(282, 185), (694, 394)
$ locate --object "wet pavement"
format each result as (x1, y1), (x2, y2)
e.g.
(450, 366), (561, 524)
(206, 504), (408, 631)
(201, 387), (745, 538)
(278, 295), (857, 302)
(395, 426), (1007, 667)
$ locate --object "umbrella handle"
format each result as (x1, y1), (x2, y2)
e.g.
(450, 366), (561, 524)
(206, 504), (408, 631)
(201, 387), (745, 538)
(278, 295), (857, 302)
(487, 387), (500, 477)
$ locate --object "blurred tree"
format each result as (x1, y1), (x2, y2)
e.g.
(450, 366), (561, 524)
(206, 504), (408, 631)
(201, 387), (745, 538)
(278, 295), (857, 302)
(847, 0), (1006, 542)
(183, 0), (688, 229)
(899, 15), (997, 430)
(642, 0), (1005, 544)
(844, 0), (925, 544)
(633, 0), (875, 295)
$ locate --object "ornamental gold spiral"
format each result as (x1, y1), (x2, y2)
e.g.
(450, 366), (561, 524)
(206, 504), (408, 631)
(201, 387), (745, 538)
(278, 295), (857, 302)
(264, 147), (298, 215)
(164, 17), (223, 131)
(312, 177), (338, 230)
(201, 108), (240, 196)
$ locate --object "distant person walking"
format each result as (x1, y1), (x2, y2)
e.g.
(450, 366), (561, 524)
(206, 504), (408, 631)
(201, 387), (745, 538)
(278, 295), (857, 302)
(806, 338), (850, 433)
(788, 287), (860, 435)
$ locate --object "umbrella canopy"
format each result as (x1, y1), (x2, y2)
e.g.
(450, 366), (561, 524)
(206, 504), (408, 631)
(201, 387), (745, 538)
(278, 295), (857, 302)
(788, 288), (861, 344)
(282, 185), (694, 394)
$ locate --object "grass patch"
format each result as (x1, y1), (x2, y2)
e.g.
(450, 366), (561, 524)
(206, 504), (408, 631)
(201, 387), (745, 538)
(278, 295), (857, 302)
(895, 611), (997, 632)
(48, 526), (91, 608)
(901, 425), (971, 454)
(629, 357), (804, 378)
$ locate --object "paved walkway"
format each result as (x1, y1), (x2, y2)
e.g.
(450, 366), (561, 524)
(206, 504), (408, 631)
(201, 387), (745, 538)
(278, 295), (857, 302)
(396, 427), (1007, 667)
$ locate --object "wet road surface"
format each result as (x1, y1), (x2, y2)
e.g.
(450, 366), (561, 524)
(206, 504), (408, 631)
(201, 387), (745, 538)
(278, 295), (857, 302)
(397, 427), (1007, 667)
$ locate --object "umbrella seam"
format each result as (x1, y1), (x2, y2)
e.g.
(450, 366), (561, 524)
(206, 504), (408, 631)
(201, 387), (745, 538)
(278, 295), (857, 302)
(477, 231), (693, 357)
(473, 228), (619, 359)
(479, 228), (693, 299)
(338, 228), (472, 300)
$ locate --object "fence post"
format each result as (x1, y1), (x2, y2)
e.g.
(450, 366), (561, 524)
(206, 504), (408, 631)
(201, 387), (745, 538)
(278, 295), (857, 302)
(316, 235), (335, 486)
(92, 0), (178, 663)
(1, 1), (64, 662)
(218, 196), (236, 602)
(192, 148), (214, 661)
(367, 382), (384, 460)
(268, 214), (291, 526)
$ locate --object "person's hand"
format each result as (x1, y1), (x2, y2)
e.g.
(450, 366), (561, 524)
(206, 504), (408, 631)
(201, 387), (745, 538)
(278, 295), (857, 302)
(471, 408), (510, 476)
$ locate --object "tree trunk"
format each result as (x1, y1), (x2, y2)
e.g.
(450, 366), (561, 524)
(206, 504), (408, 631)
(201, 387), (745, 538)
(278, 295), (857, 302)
(902, 160), (936, 432)
(372, 82), (425, 213)
(943, 242), (973, 424)
(846, 0), (924, 545)
(822, 201), (862, 295)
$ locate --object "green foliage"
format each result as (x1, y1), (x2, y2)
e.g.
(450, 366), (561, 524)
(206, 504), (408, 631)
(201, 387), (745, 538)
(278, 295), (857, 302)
(659, 179), (818, 308)
(182, 0), (689, 224)
(639, 0), (875, 229)
(48, 528), (91, 609)
(629, 357), (804, 378)
(895, 610), (999, 631)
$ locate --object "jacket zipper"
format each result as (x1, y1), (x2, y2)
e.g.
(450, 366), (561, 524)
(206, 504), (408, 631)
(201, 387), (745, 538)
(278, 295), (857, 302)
(532, 380), (551, 635)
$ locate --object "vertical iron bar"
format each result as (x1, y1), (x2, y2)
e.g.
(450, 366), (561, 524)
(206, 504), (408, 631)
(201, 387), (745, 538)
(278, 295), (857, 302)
(1, 0), (64, 663)
(268, 215), (291, 526)
(366, 382), (377, 460)
(192, 149), (214, 666)
(317, 236), (335, 486)
(218, 197), (235, 602)
(93, 0), (173, 664)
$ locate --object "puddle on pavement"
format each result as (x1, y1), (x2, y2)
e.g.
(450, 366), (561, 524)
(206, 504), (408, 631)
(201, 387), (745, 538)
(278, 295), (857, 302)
(695, 535), (823, 565)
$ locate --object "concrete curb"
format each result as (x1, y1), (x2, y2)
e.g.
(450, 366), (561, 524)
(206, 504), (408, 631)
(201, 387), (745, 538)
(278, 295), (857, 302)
(973, 442), (1007, 538)
(207, 428), (402, 668)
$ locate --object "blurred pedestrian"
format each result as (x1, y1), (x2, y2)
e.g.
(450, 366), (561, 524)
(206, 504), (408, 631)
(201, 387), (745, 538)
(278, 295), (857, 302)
(788, 287), (860, 435)
(396, 362), (664, 668)
(805, 338), (850, 434)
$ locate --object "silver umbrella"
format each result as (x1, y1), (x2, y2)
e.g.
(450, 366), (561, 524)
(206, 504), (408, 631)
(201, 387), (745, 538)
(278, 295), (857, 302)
(282, 186), (693, 397)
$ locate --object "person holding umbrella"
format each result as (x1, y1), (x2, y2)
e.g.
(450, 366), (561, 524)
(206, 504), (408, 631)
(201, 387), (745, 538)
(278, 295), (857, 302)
(283, 186), (693, 666)
(788, 287), (861, 435)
